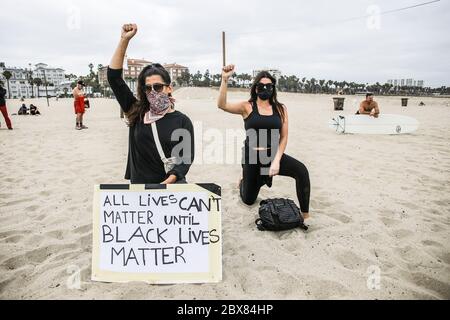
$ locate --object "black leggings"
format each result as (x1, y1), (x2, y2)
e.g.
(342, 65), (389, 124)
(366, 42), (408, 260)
(240, 153), (310, 213)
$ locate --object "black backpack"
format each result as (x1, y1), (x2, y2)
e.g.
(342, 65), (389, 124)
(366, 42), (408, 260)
(256, 198), (308, 231)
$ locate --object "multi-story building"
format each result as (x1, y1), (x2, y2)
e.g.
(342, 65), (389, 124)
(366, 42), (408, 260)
(34, 63), (65, 86)
(163, 63), (189, 83)
(0, 62), (66, 98)
(387, 78), (425, 88)
(124, 57), (152, 80)
(98, 66), (109, 86)
(0, 65), (35, 99)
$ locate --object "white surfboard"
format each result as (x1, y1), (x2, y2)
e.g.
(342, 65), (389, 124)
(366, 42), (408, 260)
(328, 114), (419, 134)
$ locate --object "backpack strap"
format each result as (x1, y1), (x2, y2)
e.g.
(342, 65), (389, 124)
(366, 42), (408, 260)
(255, 218), (266, 231)
(151, 121), (169, 173)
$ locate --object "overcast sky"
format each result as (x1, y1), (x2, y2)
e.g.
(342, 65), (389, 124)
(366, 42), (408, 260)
(1, 0), (449, 87)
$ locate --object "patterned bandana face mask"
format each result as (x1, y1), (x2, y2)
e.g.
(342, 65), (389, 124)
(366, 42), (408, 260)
(143, 90), (175, 124)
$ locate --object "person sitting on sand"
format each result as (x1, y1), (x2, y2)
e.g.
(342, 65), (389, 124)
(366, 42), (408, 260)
(356, 93), (380, 118)
(217, 65), (311, 220)
(30, 104), (41, 115)
(18, 104), (29, 115)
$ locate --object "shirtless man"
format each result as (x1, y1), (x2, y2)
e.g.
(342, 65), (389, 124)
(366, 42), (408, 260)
(357, 93), (380, 118)
(73, 80), (88, 130)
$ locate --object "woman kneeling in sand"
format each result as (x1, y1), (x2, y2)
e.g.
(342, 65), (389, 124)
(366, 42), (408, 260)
(108, 24), (194, 184)
(217, 65), (311, 219)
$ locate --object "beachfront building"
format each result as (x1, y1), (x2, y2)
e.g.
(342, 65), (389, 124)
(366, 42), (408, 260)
(0, 62), (67, 98)
(34, 63), (65, 86)
(163, 63), (189, 84)
(0, 65), (35, 99)
(98, 66), (108, 86)
(387, 78), (424, 88)
(125, 57), (152, 79)
(124, 57), (152, 93)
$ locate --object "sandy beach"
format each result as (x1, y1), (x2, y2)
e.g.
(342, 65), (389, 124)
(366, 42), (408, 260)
(0, 89), (449, 299)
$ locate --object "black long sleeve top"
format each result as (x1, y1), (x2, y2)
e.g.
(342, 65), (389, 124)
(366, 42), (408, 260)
(0, 87), (6, 106)
(107, 67), (194, 184)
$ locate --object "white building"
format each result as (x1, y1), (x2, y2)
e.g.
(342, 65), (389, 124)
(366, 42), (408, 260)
(0, 62), (67, 98)
(387, 78), (424, 88)
(34, 63), (65, 86)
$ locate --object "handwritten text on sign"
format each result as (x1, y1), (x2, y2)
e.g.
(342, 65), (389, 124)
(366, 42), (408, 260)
(98, 191), (221, 273)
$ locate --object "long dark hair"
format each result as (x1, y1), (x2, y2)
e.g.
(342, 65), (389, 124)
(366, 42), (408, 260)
(249, 71), (286, 121)
(126, 63), (172, 127)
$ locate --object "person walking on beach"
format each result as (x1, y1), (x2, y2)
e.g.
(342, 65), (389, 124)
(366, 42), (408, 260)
(0, 84), (13, 130)
(73, 80), (88, 130)
(108, 23), (194, 185)
(217, 65), (311, 219)
(356, 93), (380, 118)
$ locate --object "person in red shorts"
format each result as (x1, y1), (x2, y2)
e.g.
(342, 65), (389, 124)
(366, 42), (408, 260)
(0, 84), (13, 130)
(72, 80), (88, 130)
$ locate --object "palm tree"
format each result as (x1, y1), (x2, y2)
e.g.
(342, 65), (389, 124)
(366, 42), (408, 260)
(327, 80), (334, 94)
(33, 78), (43, 98)
(2, 70), (12, 99)
(310, 78), (317, 93)
(88, 63), (95, 77)
(28, 76), (35, 98)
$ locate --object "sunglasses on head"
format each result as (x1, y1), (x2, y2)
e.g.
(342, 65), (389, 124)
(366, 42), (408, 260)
(257, 83), (274, 91)
(145, 83), (169, 93)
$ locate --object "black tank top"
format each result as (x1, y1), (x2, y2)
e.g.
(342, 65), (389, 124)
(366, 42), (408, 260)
(244, 101), (282, 150)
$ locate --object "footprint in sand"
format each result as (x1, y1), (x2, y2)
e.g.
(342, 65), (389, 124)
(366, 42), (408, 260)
(405, 271), (450, 299)
(73, 224), (91, 235)
(379, 216), (401, 227)
(321, 212), (352, 224)
(25, 205), (40, 212)
(2, 234), (24, 244)
(45, 230), (65, 241)
(391, 229), (415, 239)
(39, 190), (51, 197)
(335, 250), (368, 271)
(421, 240), (444, 248)
(0, 231), (23, 240)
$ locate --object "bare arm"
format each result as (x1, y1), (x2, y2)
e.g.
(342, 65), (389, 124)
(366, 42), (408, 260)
(110, 24), (137, 69)
(372, 101), (380, 114)
(359, 102), (370, 114)
(107, 24), (138, 113)
(275, 106), (288, 162)
(269, 106), (288, 177)
(217, 64), (248, 116)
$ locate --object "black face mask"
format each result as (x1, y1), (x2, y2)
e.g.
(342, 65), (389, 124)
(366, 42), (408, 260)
(256, 83), (274, 100)
(257, 89), (273, 101)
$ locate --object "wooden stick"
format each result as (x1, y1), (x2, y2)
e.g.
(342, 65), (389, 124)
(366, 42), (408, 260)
(222, 31), (226, 67)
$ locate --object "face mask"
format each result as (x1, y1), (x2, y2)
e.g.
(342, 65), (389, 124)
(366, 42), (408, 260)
(143, 90), (175, 124)
(257, 89), (273, 101)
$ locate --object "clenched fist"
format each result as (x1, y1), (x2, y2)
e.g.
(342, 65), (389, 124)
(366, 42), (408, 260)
(121, 23), (138, 40)
(222, 64), (235, 80)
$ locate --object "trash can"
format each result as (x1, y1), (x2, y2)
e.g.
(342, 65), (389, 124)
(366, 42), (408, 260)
(333, 97), (345, 111)
(401, 98), (408, 107)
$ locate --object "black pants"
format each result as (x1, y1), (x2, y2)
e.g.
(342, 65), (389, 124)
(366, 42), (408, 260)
(240, 153), (310, 213)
